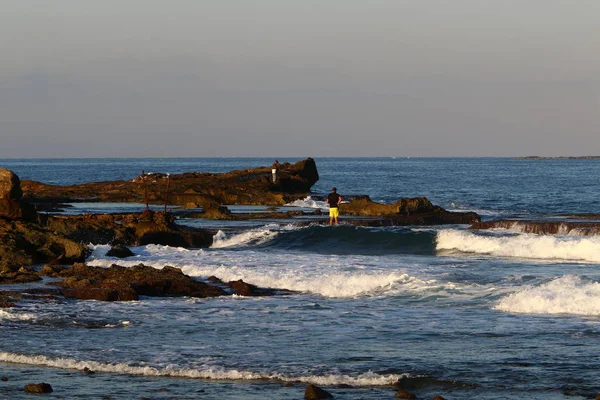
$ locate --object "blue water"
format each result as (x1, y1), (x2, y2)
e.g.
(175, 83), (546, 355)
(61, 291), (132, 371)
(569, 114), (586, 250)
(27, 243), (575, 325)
(2, 157), (600, 400)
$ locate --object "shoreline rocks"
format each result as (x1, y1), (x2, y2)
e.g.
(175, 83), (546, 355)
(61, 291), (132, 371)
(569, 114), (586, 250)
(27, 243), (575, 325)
(21, 158), (320, 212)
(342, 196), (480, 225)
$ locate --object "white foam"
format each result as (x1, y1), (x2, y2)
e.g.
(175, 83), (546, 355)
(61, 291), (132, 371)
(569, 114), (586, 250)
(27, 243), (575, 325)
(211, 228), (279, 248)
(495, 275), (600, 315)
(87, 243), (436, 298)
(436, 229), (600, 262)
(88, 244), (114, 259)
(0, 351), (406, 386)
(0, 310), (36, 321)
(284, 196), (327, 210)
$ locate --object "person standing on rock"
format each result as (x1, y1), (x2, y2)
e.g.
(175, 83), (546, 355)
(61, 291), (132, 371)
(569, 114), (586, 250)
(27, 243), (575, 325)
(326, 187), (342, 225)
(271, 160), (280, 183)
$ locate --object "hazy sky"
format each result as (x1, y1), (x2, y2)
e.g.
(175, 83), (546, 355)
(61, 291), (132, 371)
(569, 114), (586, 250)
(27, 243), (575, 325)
(1, 1), (599, 157)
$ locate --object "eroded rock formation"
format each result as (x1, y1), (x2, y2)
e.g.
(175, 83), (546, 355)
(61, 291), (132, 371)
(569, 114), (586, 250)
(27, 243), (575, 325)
(0, 168), (37, 221)
(21, 158), (320, 215)
(343, 197), (480, 225)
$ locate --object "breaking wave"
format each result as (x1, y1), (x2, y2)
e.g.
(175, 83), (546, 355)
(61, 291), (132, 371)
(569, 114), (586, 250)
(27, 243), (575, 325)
(284, 196), (327, 209)
(495, 275), (600, 315)
(212, 225), (437, 255)
(0, 352), (405, 386)
(436, 229), (600, 262)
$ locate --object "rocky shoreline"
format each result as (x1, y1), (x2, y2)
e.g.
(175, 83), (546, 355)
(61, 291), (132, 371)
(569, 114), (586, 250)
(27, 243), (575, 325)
(0, 160), (481, 310)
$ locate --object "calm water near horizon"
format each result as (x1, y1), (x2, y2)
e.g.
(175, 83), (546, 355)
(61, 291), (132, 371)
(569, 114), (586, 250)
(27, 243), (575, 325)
(1, 157), (600, 399)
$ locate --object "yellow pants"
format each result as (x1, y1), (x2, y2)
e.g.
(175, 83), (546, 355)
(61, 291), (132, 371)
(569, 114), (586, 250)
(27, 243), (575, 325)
(329, 207), (339, 217)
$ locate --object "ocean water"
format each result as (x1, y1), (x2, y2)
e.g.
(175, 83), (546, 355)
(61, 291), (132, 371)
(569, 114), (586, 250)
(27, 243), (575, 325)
(1, 157), (600, 399)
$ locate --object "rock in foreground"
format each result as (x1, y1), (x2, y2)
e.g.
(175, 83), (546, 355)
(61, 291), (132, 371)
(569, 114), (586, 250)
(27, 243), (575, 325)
(43, 263), (292, 302)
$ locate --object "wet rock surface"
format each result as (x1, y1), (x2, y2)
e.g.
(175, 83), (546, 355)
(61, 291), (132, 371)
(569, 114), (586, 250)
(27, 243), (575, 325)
(36, 263), (293, 302)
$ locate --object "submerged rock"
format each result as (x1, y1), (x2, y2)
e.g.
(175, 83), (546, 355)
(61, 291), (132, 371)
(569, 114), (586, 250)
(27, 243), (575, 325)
(305, 384), (334, 399)
(106, 244), (134, 258)
(24, 383), (53, 393)
(394, 391), (416, 399)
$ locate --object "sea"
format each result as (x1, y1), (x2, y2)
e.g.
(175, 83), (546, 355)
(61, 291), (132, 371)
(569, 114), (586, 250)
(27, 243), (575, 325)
(1, 157), (600, 400)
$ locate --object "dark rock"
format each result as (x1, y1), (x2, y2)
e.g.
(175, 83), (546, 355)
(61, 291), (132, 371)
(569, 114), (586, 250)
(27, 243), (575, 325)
(24, 383), (53, 393)
(207, 276), (223, 284)
(395, 390), (417, 399)
(0, 218), (87, 271)
(226, 279), (287, 296)
(0, 169), (38, 222)
(305, 384), (333, 399)
(342, 197), (480, 224)
(1, 377), (7, 381)
(0, 169), (23, 200)
(22, 158), (319, 208)
(106, 244), (134, 258)
(0, 291), (21, 308)
(432, 396), (447, 400)
(83, 367), (95, 374)
(0, 198), (38, 221)
(39, 264), (68, 277)
(55, 263), (226, 301)
(0, 268), (41, 285)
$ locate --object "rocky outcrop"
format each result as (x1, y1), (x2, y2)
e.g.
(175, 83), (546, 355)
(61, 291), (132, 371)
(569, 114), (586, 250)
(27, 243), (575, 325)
(21, 158), (320, 212)
(41, 210), (214, 248)
(35, 263), (292, 302)
(470, 220), (600, 235)
(48, 264), (225, 301)
(0, 168), (37, 221)
(0, 219), (87, 270)
(342, 197), (480, 225)
(0, 170), (216, 271)
(0, 265), (41, 285)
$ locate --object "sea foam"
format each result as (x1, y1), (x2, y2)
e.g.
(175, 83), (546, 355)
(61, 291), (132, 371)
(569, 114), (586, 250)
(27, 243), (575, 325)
(284, 196), (327, 209)
(436, 229), (600, 262)
(0, 310), (36, 321)
(211, 227), (280, 248)
(0, 351), (406, 386)
(495, 275), (600, 315)
(87, 242), (431, 298)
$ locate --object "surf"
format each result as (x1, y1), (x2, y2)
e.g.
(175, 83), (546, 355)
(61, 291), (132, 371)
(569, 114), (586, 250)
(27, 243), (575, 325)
(436, 229), (600, 263)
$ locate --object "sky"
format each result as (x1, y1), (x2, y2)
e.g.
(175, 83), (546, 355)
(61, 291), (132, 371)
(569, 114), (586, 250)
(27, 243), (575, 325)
(1, 0), (599, 158)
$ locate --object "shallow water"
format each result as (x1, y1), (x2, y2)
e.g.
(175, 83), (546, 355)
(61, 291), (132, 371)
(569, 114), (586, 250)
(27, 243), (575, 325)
(2, 158), (600, 399)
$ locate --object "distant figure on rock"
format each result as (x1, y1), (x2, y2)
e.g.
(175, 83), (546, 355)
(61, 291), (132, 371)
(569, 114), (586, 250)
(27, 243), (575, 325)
(326, 187), (342, 225)
(272, 160), (280, 183)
